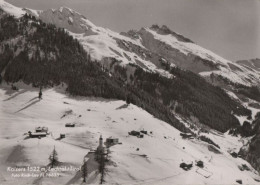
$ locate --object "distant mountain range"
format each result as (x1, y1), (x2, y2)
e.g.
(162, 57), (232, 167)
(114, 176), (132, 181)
(36, 7), (260, 88)
(1, 1), (260, 87)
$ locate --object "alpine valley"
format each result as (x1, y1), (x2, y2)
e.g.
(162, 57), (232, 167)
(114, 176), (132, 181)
(0, 0), (260, 184)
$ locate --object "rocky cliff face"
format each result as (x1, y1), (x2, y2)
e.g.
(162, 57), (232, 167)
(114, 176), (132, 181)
(38, 7), (97, 35)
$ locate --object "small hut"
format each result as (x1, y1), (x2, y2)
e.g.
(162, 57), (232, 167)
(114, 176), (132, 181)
(29, 131), (47, 138)
(35, 127), (48, 133)
(65, 123), (75, 127)
(106, 137), (119, 146)
(129, 131), (140, 136)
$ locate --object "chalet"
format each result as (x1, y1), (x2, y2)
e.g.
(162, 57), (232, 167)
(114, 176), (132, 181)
(196, 160), (204, 168)
(129, 131), (140, 136)
(106, 137), (119, 146)
(140, 130), (148, 135)
(35, 127), (48, 133)
(180, 162), (193, 171)
(65, 123), (75, 127)
(28, 131), (47, 138)
(180, 132), (194, 139)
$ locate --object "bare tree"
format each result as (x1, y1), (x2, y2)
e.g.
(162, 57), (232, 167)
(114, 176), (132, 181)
(82, 158), (88, 183)
(49, 146), (59, 168)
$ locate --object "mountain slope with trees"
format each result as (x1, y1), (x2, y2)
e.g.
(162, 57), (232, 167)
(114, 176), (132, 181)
(0, 9), (252, 133)
(0, 10), (187, 133)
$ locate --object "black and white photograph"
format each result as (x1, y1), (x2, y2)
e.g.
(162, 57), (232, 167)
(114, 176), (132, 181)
(0, 0), (260, 184)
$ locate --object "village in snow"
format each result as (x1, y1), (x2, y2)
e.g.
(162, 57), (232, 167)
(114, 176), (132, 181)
(0, 82), (259, 185)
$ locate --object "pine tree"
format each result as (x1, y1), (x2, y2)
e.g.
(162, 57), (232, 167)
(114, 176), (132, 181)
(49, 146), (59, 168)
(99, 153), (106, 184)
(39, 87), (42, 99)
(82, 158), (88, 183)
(126, 93), (131, 105)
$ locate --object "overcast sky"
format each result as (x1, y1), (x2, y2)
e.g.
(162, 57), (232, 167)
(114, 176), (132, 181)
(6, 0), (260, 61)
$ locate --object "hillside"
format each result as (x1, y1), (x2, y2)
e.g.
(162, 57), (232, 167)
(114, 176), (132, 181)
(0, 10), (192, 133)
(0, 83), (259, 185)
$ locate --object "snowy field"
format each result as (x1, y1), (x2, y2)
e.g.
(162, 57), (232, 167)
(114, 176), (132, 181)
(0, 82), (259, 185)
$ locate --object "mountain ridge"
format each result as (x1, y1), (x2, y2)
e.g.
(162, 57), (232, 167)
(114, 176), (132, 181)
(37, 6), (260, 87)
(1, 0), (260, 88)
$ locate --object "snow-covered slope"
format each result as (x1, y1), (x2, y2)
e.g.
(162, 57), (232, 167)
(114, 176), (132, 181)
(0, 83), (260, 185)
(0, 0), (25, 17)
(0, 0), (40, 20)
(136, 26), (260, 86)
(36, 7), (172, 78)
(34, 6), (260, 86)
(38, 7), (260, 86)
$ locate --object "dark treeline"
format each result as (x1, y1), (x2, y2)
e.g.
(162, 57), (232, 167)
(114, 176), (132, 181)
(113, 65), (251, 132)
(237, 86), (260, 102)
(0, 12), (123, 98)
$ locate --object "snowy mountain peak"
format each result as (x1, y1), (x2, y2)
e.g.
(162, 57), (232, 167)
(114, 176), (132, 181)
(36, 7), (174, 77)
(150, 24), (194, 43)
(56, 6), (87, 20)
(38, 7), (94, 34)
(1, 0), (259, 86)
(136, 26), (260, 86)
(0, 0), (25, 17)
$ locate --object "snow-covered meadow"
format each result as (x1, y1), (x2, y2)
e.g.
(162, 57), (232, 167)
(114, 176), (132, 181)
(0, 83), (259, 185)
